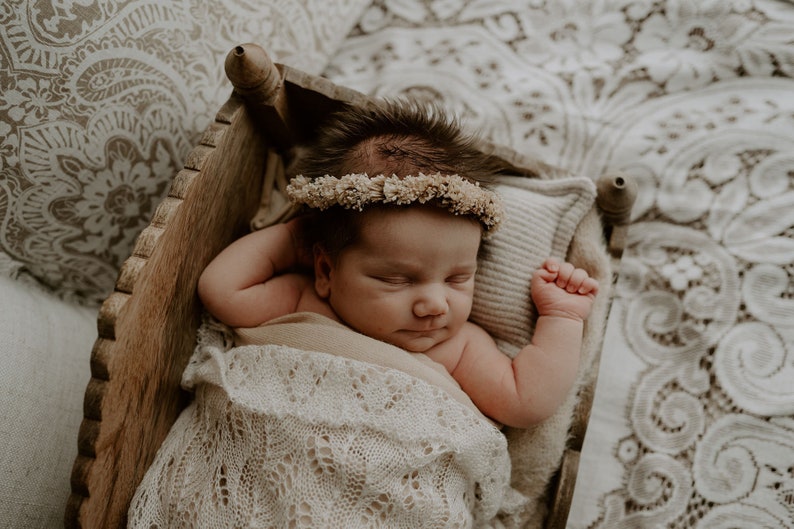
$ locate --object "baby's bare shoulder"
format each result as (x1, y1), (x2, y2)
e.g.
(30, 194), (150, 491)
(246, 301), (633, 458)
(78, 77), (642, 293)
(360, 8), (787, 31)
(461, 320), (496, 343)
(425, 322), (495, 373)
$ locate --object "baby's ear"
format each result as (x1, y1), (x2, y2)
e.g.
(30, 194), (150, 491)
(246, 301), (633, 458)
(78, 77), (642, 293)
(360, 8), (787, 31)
(313, 245), (333, 299)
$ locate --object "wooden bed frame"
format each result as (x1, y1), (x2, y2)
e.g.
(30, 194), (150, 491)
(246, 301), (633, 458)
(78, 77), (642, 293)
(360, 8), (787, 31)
(65, 43), (635, 529)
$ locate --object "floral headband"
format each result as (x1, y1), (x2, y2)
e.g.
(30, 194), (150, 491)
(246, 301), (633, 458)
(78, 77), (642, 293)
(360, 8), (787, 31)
(286, 172), (504, 233)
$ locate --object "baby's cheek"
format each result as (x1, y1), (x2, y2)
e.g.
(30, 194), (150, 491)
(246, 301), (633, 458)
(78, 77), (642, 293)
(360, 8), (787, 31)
(455, 291), (475, 318)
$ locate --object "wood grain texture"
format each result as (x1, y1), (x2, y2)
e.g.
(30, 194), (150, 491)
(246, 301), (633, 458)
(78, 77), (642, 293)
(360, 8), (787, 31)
(545, 449), (582, 529)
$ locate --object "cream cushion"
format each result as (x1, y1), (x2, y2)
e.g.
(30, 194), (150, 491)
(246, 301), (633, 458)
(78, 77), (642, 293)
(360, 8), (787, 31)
(0, 277), (96, 528)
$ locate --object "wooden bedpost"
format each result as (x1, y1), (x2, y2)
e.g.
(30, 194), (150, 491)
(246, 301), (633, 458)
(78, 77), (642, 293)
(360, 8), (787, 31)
(224, 43), (295, 150)
(596, 171), (638, 256)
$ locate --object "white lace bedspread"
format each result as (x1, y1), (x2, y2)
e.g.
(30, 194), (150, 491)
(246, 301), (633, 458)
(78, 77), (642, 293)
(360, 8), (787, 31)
(128, 316), (527, 528)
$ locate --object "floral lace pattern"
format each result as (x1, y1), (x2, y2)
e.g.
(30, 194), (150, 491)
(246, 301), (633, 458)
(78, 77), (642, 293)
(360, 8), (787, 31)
(0, 0), (370, 304)
(322, 1), (794, 527)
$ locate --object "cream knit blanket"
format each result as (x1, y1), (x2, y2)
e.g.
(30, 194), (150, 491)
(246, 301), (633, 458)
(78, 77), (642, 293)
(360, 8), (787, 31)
(128, 313), (528, 528)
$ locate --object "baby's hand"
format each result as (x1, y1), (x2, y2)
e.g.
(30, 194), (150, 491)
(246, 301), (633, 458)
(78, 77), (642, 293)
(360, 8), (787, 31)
(530, 258), (599, 321)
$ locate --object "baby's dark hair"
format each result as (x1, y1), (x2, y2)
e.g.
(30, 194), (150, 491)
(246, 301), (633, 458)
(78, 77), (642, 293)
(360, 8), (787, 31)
(291, 98), (507, 259)
(292, 98), (508, 182)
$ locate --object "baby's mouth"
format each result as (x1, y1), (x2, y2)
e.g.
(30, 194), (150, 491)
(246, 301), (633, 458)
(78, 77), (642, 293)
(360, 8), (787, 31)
(409, 322), (443, 332)
(412, 317), (448, 333)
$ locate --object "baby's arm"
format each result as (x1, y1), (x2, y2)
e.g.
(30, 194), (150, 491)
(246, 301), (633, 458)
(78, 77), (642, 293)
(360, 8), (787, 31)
(515, 258), (598, 418)
(447, 258), (598, 428)
(197, 218), (310, 327)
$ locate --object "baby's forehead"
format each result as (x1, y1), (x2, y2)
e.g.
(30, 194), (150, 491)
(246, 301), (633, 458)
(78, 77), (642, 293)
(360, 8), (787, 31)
(352, 249), (479, 276)
(356, 205), (481, 233)
(350, 207), (481, 259)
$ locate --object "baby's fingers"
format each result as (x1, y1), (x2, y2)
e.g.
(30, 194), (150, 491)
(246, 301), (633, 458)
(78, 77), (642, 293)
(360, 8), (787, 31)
(534, 258), (559, 282)
(537, 259), (598, 295)
(548, 260), (599, 295)
(553, 261), (577, 289)
(578, 276), (599, 295)
(543, 257), (561, 272)
(564, 268), (591, 293)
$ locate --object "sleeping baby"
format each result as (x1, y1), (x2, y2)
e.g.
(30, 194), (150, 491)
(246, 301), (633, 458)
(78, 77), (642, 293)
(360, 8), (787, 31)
(128, 98), (599, 528)
(198, 99), (598, 429)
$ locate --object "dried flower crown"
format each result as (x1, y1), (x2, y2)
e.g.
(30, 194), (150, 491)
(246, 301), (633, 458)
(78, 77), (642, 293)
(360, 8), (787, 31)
(286, 173), (503, 233)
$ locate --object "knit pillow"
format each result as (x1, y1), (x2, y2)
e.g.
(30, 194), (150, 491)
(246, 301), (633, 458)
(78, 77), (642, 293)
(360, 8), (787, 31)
(470, 175), (597, 357)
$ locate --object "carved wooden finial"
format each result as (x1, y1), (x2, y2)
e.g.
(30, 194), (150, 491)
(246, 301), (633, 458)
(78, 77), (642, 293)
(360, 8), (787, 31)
(596, 171), (637, 226)
(224, 43), (281, 104)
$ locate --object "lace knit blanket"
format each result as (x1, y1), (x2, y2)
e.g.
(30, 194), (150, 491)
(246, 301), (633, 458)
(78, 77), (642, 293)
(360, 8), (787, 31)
(128, 313), (527, 528)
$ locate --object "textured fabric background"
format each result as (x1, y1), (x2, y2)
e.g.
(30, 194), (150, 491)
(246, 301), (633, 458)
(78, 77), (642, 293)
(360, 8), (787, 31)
(321, 1), (794, 527)
(0, 276), (96, 527)
(0, 0), (370, 305)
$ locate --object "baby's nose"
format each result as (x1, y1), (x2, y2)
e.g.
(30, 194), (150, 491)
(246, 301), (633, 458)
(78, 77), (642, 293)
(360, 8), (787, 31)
(413, 285), (448, 317)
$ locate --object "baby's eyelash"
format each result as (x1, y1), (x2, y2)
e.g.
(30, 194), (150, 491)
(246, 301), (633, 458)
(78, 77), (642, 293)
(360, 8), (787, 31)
(375, 275), (412, 285)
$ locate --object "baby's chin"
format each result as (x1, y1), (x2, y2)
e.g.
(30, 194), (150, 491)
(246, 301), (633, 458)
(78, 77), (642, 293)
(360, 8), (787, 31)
(398, 341), (433, 353)
(387, 330), (447, 353)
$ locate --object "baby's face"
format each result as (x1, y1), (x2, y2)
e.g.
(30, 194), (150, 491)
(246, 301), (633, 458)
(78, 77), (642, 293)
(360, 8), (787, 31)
(317, 206), (481, 353)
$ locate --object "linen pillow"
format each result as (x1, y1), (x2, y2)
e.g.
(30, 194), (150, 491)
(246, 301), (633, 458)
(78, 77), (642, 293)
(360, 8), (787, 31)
(471, 175), (597, 357)
(0, 276), (96, 528)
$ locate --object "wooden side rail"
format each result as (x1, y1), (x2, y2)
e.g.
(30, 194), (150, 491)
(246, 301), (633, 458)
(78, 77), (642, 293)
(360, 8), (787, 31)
(65, 96), (269, 528)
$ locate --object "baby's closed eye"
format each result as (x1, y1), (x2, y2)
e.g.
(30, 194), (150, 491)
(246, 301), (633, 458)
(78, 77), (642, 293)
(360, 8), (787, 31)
(373, 275), (413, 285)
